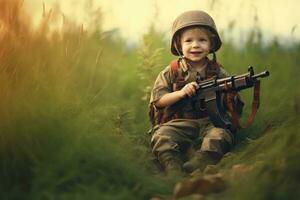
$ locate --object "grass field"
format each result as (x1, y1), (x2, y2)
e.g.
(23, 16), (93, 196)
(0, 1), (299, 199)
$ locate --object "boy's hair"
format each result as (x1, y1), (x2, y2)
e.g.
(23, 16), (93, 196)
(173, 26), (217, 55)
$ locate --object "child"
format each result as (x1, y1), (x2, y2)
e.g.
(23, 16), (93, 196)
(149, 10), (241, 174)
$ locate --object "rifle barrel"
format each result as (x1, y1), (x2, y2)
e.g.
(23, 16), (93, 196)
(198, 69), (269, 90)
(252, 70), (269, 79)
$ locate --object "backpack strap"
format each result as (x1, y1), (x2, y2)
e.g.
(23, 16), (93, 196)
(170, 59), (185, 91)
(170, 59), (179, 78)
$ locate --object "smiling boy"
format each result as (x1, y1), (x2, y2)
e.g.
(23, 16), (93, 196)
(149, 10), (239, 174)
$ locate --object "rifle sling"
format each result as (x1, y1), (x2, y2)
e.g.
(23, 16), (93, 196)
(228, 80), (261, 129)
(244, 80), (260, 128)
(224, 81), (240, 130)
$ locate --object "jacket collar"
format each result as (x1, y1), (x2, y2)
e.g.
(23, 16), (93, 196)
(179, 57), (209, 73)
(179, 57), (189, 72)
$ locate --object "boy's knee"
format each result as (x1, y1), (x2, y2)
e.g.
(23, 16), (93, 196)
(205, 127), (233, 144)
(151, 134), (179, 154)
(200, 127), (234, 155)
(151, 128), (180, 156)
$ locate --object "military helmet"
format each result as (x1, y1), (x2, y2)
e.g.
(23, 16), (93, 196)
(171, 10), (222, 55)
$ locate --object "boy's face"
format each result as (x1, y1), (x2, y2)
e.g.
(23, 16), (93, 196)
(180, 27), (211, 64)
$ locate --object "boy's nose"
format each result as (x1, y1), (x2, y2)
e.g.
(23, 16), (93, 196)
(192, 41), (200, 48)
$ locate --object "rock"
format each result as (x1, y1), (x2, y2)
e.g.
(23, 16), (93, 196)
(231, 164), (254, 179)
(188, 194), (205, 200)
(203, 165), (219, 175)
(150, 197), (164, 200)
(149, 195), (167, 200)
(223, 152), (234, 158)
(177, 194), (205, 200)
(190, 169), (203, 178)
(173, 173), (226, 199)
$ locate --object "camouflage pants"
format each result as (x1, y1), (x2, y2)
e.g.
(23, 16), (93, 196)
(150, 118), (234, 160)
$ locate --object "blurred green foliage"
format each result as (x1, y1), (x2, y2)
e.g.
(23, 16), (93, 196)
(0, 0), (299, 199)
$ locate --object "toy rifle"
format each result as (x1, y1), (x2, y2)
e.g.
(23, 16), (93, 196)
(200, 66), (269, 132)
(170, 66), (270, 132)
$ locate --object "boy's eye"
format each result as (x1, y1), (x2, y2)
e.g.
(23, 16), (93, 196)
(185, 39), (192, 42)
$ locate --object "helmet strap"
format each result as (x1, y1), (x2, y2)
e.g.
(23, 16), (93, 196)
(174, 42), (195, 69)
(212, 52), (217, 63)
(174, 41), (185, 59)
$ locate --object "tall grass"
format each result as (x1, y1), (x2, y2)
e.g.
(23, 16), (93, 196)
(0, 0), (299, 199)
(214, 19), (300, 200)
(0, 1), (169, 199)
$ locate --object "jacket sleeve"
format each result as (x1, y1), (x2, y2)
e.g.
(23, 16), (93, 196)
(149, 66), (172, 105)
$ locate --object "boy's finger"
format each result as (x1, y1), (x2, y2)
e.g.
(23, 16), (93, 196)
(191, 82), (199, 89)
(190, 87), (196, 94)
(187, 88), (196, 97)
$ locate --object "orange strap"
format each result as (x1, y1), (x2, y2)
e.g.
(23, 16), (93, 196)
(225, 80), (261, 130)
(244, 80), (260, 128)
(170, 59), (186, 91)
(170, 59), (179, 92)
(224, 81), (241, 129)
(170, 60), (179, 76)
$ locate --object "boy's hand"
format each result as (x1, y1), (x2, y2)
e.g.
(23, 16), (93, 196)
(180, 82), (199, 98)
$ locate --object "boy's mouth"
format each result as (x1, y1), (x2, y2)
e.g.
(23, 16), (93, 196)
(190, 51), (202, 55)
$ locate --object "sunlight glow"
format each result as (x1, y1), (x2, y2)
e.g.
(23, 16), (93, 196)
(26, 0), (300, 44)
